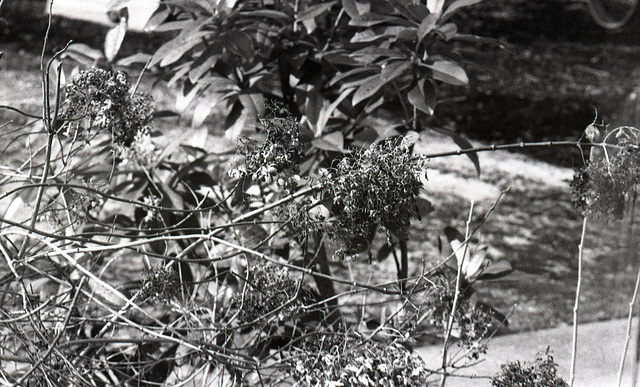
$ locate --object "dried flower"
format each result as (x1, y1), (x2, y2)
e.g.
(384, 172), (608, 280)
(63, 68), (154, 155)
(237, 103), (305, 188)
(321, 140), (424, 257)
(139, 266), (180, 302)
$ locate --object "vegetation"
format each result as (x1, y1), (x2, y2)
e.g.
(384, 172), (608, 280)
(2, 0), (640, 386)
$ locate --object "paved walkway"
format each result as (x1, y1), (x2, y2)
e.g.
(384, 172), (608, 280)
(416, 319), (640, 386)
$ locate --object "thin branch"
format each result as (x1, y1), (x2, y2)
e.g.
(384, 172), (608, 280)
(440, 200), (475, 387)
(619, 192), (639, 387)
(570, 215), (588, 387)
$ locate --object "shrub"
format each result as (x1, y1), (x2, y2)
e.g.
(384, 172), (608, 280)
(492, 349), (568, 387)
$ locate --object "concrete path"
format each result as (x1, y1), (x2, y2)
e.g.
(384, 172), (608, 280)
(416, 319), (640, 386)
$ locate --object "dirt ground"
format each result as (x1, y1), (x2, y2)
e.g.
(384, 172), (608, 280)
(2, 0), (640, 335)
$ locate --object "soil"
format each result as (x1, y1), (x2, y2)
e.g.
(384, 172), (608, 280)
(2, 0), (640, 335)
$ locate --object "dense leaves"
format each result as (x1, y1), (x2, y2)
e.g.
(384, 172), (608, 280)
(138, 0), (482, 146)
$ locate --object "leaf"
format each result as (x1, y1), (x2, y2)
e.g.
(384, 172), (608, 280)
(417, 13), (439, 44)
(464, 245), (488, 280)
(348, 13), (415, 28)
(442, 0), (482, 22)
(426, 60), (468, 86)
(352, 74), (385, 106)
(116, 53), (152, 66)
(478, 260), (513, 280)
(444, 226), (468, 267)
(144, 7), (170, 31)
(415, 194), (433, 218)
(338, 71), (379, 92)
(342, 0), (368, 19)
(407, 79), (436, 115)
(104, 16), (128, 62)
(312, 132), (344, 152)
(375, 243), (394, 262)
(192, 92), (222, 127)
(152, 31), (208, 67)
(437, 22), (458, 40)
(380, 61), (411, 83)
(63, 43), (104, 62)
(442, 129), (480, 176)
(314, 88), (354, 137)
(427, 0), (445, 15)
(297, 2), (336, 23)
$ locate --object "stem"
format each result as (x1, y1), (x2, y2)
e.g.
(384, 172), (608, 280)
(440, 200), (475, 387)
(17, 2), (56, 260)
(621, 192), (639, 387)
(17, 134), (54, 259)
(399, 239), (408, 293)
(570, 215), (588, 387)
(619, 254), (640, 387)
(418, 140), (609, 160)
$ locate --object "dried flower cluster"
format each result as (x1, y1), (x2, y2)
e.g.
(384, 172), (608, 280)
(321, 140), (424, 257)
(139, 266), (181, 302)
(278, 198), (326, 242)
(571, 126), (640, 219)
(236, 104), (305, 186)
(291, 334), (431, 386)
(234, 262), (312, 323)
(64, 68), (154, 151)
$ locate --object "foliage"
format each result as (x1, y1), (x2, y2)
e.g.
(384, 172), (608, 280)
(571, 125), (640, 219)
(120, 0), (485, 150)
(492, 349), (568, 387)
(291, 334), (431, 386)
(321, 139), (424, 257)
(63, 68), (154, 153)
(235, 102), (305, 186)
(232, 262), (315, 323)
(0, 67), (452, 385)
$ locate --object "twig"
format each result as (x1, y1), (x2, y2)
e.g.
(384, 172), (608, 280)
(440, 200), (475, 387)
(416, 140), (617, 161)
(619, 192), (639, 387)
(570, 215), (588, 387)
(14, 277), (86, 386)
(618, 256), (640, 387)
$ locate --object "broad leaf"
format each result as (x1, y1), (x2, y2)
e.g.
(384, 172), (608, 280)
(380, 61), (411, 83)
(314, 88), (354, 137)
(427, 0), (445, 15)
(444, 226), (468, 268)
(426, 60), (468, 86)
(442, 0), (483, 22)
(297, 2), (336, 26)
(341, 0), (369, 19)
(429, 127), (480, 176)
(478, 260), (513, 280)
(418, 13), (439, 44)
(104, 16), (127, 62)
(153, 31), (208, 67)
(144, 7), (170, 31)
(352, 74), (385, 106)
(414, 194), (434, 219)
(407, 79), (436, 115)
(117, 53), (152, 66)
(464, 245), (488, 280)
(312, 132), (344, 152)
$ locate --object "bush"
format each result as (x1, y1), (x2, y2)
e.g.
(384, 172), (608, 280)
(492, 349), (568, 387)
